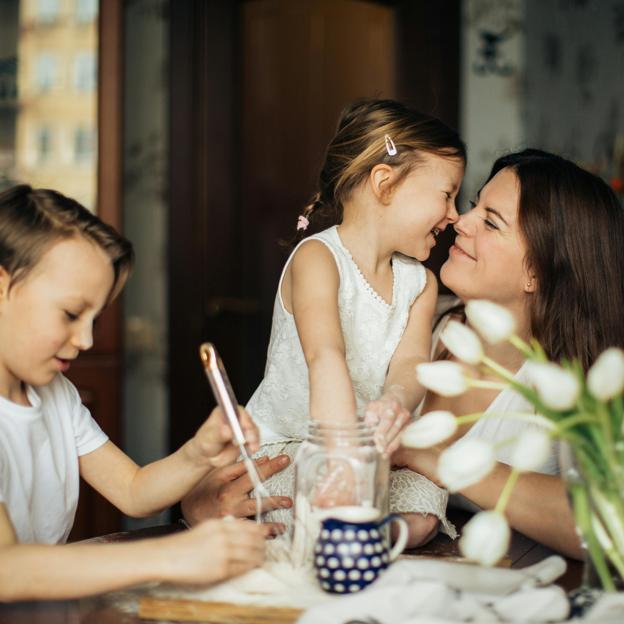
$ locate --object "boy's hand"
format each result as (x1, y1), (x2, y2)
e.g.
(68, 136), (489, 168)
(189, 406), (260, 468)
(161, 518), (266, 585)
(364, 391), (412, 457)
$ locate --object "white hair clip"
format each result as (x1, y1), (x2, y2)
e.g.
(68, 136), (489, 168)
(384, 134), (397, 156)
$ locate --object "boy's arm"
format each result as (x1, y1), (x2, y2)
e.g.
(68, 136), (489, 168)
(288, 240), (357, 423)
(80, 406), (257, 518)
(0, 504), (266, 601)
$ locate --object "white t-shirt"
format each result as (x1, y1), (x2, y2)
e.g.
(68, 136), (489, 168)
(0, 374), (108, 544)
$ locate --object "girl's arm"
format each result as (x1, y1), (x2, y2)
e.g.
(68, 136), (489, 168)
(79, 406), (257, 518)
(287, 240), (357, 423)
(0, 504), (266, 601)
(392, 446), (583, 559)
(366, 270), (438, 454)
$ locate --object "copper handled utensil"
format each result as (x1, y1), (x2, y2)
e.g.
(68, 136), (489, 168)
(199, 343), (247, 447)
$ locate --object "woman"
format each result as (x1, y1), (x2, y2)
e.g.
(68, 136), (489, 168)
(183, 148), (624, 559)
(394, 148), (624, 559)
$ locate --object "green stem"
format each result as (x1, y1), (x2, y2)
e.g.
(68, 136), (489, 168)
(508, 334), (534, 359)
(495, 469), (520, 514)
(556, 414), (602, 433)
(481, 355), (517, 383)
(571, 482), (616, 591)
(468, 379), (508, 391)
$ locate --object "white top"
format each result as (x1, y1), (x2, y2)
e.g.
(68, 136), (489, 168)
(247, 225), (427, 443)
(431, 311), (559, 474)
(0, 374), (108, 544)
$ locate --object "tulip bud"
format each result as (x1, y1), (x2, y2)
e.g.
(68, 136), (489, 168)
(416, 361), (469, 397)
(460, 510), (510, 566)
(509, 428), (552, 472)
(440, 320), (484, 365)
(526, 362), (580, 411)
(465, 300), (516, 344)
(401, 411), (458, 448)
(587, 347), (624, 402)
(437, 438), (496, 491)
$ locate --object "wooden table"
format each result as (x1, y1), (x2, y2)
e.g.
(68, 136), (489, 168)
(0, 510), (583, 624)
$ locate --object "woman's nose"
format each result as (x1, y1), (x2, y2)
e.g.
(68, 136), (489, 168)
(453, 211), (475, 236)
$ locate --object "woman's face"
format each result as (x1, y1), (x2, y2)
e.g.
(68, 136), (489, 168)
(440, 167), (533, 307)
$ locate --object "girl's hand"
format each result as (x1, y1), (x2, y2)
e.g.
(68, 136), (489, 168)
(160, 518), (266, 585)
(189, 406), (260, 468)
(364, 392), (412, 456)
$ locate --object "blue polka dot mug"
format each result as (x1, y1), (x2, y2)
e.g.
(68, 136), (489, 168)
(313, 507), (408, 594)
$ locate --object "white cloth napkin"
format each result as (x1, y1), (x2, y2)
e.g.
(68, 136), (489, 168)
(297, 556), (571, 623)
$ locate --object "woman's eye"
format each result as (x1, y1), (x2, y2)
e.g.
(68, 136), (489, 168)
(483, 218), (498, 230)
(64, 311), (79, 321)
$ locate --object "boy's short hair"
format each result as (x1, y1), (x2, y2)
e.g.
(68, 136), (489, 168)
(0, 184), (134, 301)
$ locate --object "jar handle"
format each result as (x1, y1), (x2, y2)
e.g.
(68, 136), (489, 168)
(379, 513), (408, 561)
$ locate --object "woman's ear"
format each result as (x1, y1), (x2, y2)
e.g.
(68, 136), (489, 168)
(369, 164), (395, 205)
(524, 273), (537, 294)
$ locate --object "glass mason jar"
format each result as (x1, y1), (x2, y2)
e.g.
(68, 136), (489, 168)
(291, 421), (389, 567)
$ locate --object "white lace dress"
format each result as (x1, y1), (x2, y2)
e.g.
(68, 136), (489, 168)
(246, 226), (456, 537)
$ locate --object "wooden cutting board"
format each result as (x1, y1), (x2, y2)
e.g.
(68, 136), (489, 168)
(138, 597), (303, 624)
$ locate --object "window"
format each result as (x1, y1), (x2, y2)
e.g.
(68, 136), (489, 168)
(36, 0), (60, 24)
(34, 53), (57, 92)
(36, 126), (52, 163)
(74, 126), (94, 163)
(73, 52), (95, 92)
(75, 0), (97, 24)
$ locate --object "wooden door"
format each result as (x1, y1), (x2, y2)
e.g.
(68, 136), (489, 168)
(169, 0), (460, 451)
(67, 0), (124, 540)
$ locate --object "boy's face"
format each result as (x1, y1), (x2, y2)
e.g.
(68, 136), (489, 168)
(0, 237), (114, 401)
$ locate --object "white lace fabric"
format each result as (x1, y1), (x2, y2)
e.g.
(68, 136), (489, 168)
(246, 225), (426, 442)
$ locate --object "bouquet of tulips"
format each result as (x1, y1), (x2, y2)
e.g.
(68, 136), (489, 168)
(402, 300), (624, 591)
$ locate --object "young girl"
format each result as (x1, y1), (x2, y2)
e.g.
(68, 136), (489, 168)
(0, 185), (267, 601)
(247, 99), (466, 546)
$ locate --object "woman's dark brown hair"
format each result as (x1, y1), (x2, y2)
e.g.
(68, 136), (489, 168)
(0, 184), (134, 301)
(489, 148), (624, 371)
(296, 99), (466, 238)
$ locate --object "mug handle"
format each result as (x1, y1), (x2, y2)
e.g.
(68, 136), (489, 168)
(379, 513), (409, 561)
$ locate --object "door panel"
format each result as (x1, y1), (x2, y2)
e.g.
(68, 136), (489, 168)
(169, 0), (460, 453)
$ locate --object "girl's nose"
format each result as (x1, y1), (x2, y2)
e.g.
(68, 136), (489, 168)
(446, 200), (459, 224)
(453, 211), (476, 237)
(73, 322), (94, 351)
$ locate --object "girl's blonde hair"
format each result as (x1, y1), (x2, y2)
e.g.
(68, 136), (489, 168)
(0, 185), (134, 301)
(298, 99), (466, 236)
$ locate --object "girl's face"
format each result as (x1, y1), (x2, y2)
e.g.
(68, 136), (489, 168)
(440, 167), (532, 307)
(0, 236), (114, 400)
(385, 153), (464, 262)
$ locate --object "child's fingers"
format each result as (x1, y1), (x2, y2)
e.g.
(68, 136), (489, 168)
(237, 406), (260, 450)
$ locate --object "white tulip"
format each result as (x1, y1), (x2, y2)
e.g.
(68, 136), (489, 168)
(401, 411), (458, 448)
(460, 510), (511, 566)
(440, 320), (484, 365)
(416, 361), (469, 397)
(527, 362), (580, 411)
(587, 347), (624, 402)
(437, 438), (496, 491)
(509, 428), (552, 472)
(465, 300), (517, 344)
